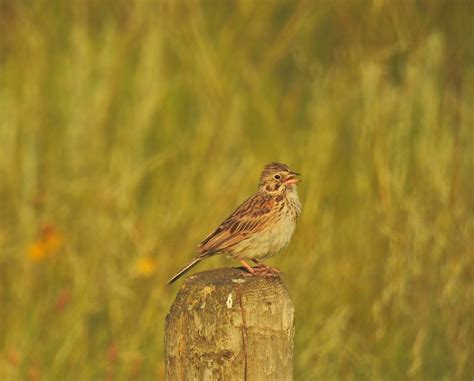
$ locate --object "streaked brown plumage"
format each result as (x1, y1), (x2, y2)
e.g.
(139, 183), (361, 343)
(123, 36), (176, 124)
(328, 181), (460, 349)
(166, 162), (301, 284)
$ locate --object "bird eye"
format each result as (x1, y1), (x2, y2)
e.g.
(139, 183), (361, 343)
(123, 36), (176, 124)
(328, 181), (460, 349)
(274, 174), (281, 180)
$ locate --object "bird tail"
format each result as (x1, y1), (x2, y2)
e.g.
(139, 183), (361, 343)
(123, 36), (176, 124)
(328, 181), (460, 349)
(166, 256), (204, 285)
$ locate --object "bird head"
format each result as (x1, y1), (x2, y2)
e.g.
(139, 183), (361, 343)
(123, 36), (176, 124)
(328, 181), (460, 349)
(258, 162), (301, 194)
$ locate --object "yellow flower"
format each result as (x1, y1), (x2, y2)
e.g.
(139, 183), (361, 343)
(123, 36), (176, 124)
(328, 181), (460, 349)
(135, 256), (157, 277)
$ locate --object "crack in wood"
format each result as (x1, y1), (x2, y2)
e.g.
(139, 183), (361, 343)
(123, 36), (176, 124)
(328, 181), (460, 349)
(238, 285), (248, 380)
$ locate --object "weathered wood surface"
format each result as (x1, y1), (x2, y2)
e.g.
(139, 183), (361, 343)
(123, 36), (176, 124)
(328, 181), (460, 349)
(165, 268), (294, 381)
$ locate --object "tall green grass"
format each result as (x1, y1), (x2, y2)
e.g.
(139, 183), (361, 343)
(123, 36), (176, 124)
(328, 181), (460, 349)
(0, 1), (472, 379)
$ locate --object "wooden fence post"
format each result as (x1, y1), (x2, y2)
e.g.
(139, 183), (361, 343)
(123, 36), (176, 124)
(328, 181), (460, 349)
(165, 268), (295, 380)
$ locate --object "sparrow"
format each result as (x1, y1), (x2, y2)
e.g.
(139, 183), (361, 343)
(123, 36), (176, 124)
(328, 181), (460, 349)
(166, 162), (301, 284)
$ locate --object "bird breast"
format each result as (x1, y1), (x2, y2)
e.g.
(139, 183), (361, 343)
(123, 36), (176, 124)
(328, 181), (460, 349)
(234, 191), (301, 261)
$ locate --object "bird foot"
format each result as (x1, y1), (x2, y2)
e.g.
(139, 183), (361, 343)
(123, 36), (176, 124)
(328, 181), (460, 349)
(239, 261), (281, 278)
(252, 264), (281, 277)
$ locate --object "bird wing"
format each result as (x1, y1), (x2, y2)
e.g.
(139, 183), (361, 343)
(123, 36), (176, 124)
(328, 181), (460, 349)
(197, 193), (278, 255)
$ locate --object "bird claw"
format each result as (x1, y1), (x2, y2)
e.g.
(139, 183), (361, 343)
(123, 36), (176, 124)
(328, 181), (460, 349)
(255, 265), (281, 277)
(239, 259), (281, 278)
(241, 264), (281, 278)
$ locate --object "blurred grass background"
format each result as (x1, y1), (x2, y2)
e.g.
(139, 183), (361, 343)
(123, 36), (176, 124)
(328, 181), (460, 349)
(0, 0), (473, 380)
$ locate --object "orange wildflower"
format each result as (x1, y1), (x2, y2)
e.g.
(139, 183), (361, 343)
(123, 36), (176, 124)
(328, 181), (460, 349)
(27, 224), (62, 262)
(27, 241), (48, 261)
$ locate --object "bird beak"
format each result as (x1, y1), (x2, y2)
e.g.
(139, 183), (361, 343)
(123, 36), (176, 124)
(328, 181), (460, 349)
(285, 171), (301, 185)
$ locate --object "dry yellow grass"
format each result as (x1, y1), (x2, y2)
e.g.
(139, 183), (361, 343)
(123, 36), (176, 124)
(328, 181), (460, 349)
(0, 1), (473, 380)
